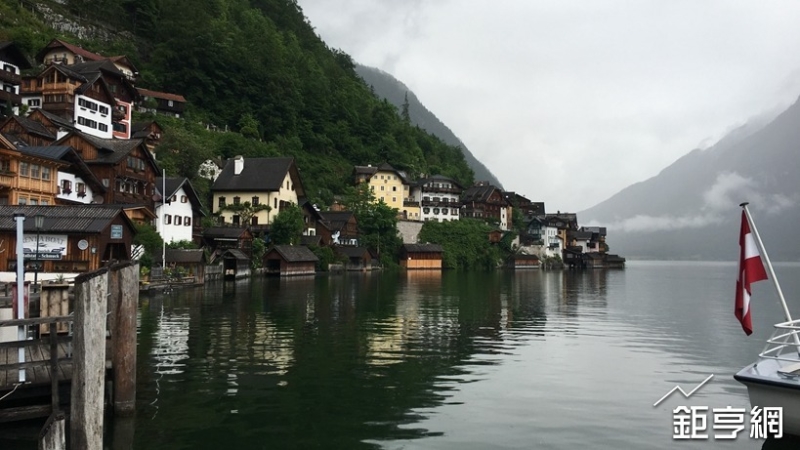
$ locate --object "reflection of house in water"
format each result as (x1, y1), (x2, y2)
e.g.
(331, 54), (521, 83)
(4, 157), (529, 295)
(151, 311), (190, 375)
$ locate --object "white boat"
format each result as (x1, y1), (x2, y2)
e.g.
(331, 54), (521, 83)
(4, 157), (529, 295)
(735, 319), (800, 436)
(734, 202), (800, 436)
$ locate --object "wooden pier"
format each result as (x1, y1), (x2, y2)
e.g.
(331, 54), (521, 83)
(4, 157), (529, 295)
(0, 262), (138, 450)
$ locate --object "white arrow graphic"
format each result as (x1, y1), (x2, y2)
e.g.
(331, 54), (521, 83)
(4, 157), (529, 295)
(653, 374), (715, 407)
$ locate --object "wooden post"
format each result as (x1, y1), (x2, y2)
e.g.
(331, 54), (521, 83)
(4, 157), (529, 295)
(71, 268), (108, 450)
(39, 412), (66, 450)
(50, 322), (59, 413)
(112, 262), (138, 416)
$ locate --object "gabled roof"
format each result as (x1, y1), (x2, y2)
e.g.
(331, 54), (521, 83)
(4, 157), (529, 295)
(203, 227), (251, 239)
(156, 176), (206, 216)
(0, 114), (56, 140)
(462, 183), (507, 204)
(319, 211), (355, 232)
(0, 41), (32, 69)
(17, 146), (70, 166)
(213, 157), (303, 195)
(0, 205), (135, 233)
(32, 109), (77, 132)
(417, 174), (463, 190)
(402, 243), (444, 253)
(39, 63), (88, 83)
(36, 38), (104, 63)
(268, 245), (318, 262)
(165, 249), (205, 264)
(131, 121), (163, 139)
(57, 131), (155, 167)
(136, 87), (186, 103)
(353, 162), (409, 183)
(21, 146), (106, 193)
(69, 59), (125, 78)
(222, 249), (249, 260)
(300, 235), (322, 246)
(335, 246), (371, 260)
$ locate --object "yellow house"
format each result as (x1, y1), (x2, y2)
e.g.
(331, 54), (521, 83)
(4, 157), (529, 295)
(0, 135), (64, 206)
(211, 156), (305, 226)
(353, 163), (409, 213)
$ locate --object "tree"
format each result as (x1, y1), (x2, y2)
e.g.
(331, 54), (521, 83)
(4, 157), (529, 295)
(269, 204), (304, 245)
(401, 91), (410, 123)
(133, 223), (163, 268)
(221, 201), (271, 226)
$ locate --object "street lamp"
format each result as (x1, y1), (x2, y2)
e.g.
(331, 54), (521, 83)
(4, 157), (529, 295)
(34, 214), (44, 292)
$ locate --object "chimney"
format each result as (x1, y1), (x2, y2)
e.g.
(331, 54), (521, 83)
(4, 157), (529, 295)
(234, 155), (244, 175)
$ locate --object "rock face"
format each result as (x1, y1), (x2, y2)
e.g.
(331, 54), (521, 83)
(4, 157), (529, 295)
(580, 97), (800, 260)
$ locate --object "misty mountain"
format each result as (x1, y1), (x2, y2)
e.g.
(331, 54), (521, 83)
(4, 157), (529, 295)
(580, 97), (800, 261)
(356, 64), (503, 188)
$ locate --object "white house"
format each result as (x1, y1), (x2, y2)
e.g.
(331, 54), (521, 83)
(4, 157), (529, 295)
(0, 42), (32, 116)
(412, 175), (462, 223)
(156, 177), (206, 244)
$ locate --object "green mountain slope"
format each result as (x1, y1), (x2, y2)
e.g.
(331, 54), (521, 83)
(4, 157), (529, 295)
(355, 64), (503, 188)
(0, 0), (474, 206)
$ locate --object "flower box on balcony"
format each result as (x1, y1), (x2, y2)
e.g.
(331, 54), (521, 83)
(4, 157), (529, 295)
(77, 191), (86, 198)
(61, 188), (72, 195)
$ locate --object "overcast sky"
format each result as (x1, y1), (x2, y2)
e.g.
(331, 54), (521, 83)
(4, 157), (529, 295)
(296, 0), (800, 212)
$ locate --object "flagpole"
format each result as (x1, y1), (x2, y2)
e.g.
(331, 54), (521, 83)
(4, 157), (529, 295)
(740, 202), (793, 323)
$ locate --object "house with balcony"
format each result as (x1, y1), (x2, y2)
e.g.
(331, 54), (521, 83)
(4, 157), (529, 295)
(461, 182), (512, 230)
(21, 63), (116, 139)
(0, 134), (65, 207)
(0, 114), (58, 147)
(36, 38), (139, 80)
(353, 163), (410, 213)
(155, 177), (206, 245)
(136, 88), (186, 118)
(55, 132), (159, 223)
(411, 175), (463, 223)
(0, 42), (32, 117)
(16, 145), (105, 205)
(69, 59), (139, 139)
(317, 211), (359, 246)
(211, 156), (305, 227)
(526, 216), (562, 258)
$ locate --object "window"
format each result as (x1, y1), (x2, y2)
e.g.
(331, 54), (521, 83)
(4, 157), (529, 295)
(433, 208), (440, 215)
(19, 162), (28, 177)
(423, 207), (430, 214)
(232, 215), (240, 225)
(233, 196), (241, 205)
(30, 199), (38, 206)
(18, 197), (26, 205)
(98, 123), (108, 132)
(451, 208), (459, 215)
(251, 216), (258, 225)
(102, 178), (109, 187)
(218, 197), (226, 208)
(41, 167), (50, 181)
(41, 200), (48, 206)
(171, 195), (177, 202)
(77, 182), (86, 196)
(175, 216), (182, 225)
(252, 196), (259, 206)
(61, 180), (72, 194)
(27, 99), (40, 107)
(168, 100), (174, 107)
(164, 215), (172, 225)
(380, 186), (385, 191)
(30, 164), (40, 179)
(99, 105), (109, 115)
(392, 186), (397, 191)
(392, 197), (396, 203)
(181, 195), (187, 203)
(442, 208), (448, 215)
(274, 198), (277, 208)
(185, 217), (191, 226)
(286, 181), (289, 189)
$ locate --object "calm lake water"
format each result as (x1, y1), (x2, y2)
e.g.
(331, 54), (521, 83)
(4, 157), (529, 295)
(120, 261), (800, 449)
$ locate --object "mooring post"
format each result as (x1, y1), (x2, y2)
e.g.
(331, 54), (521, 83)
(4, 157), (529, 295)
(38, 412), (66, 450)
(70, 268), (108, 450)
(113, 262), (138, 416)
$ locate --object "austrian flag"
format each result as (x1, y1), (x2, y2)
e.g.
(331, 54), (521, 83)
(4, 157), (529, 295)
(735, 211), (768, 335)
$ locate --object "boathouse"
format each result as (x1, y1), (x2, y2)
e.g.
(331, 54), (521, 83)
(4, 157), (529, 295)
(162, 249), (206, 284)
(335, 246), (373, 271)
(221, 249), (250, 279)
(0, 205), (136, 278)
(399, 244), (444, 270)
(507, 253), (540, 269)
(264, 245), (318, 276)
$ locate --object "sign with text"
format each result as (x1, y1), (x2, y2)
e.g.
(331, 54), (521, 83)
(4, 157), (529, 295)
(110, 224), (123, 239)
(22, 234), (68, 258)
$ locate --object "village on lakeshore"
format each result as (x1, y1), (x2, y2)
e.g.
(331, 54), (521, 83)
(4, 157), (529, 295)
(0, 38), (625, 288)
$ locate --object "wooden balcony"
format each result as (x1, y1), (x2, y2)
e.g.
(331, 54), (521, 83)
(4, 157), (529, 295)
(422, 185), (461, 195)
(0, 173), (14, 189)
(0, 70), (21, 85)
(0, 90), (21, 105)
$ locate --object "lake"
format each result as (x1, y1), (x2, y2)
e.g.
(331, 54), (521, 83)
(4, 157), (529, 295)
(121, 261), (800, 449)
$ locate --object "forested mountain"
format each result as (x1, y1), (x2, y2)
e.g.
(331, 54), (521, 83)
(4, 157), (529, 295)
(0, 0), (475, 206)
(355, 64), (503, 187)
(580, 96), (800, 261)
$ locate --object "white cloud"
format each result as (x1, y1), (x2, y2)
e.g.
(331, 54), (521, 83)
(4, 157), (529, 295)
(298, 0), (800, 211)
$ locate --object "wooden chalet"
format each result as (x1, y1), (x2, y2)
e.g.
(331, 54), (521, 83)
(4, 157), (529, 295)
(0, 134), (65, 207)
(317, 211), (359, 246)
(18, 145), (105, 205)
(488, 229), (504, 244)
(0, 113), (57, 147)
(221, 249), (251, 279)
(507, 253), (540, 270)
(161, 249), (206, 284)
(461, 181), (511, 229)
(131, 121), (164, 154)
(264, 245), (318, 276)
(55, 132), (159, 222)
(68, 59), (139, 139)
(136, 87), (186, 118)
(203, 227), (253, 257)
(335, 247), (373, 271)
(399, 244), (444, 270)
(0, 205), (136, 274)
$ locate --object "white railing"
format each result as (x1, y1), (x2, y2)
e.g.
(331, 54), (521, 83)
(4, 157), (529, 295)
(758, 319), (800, 363)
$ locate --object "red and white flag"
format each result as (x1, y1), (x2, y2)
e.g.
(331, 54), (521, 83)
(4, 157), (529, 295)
(735, 211), (768, 335)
